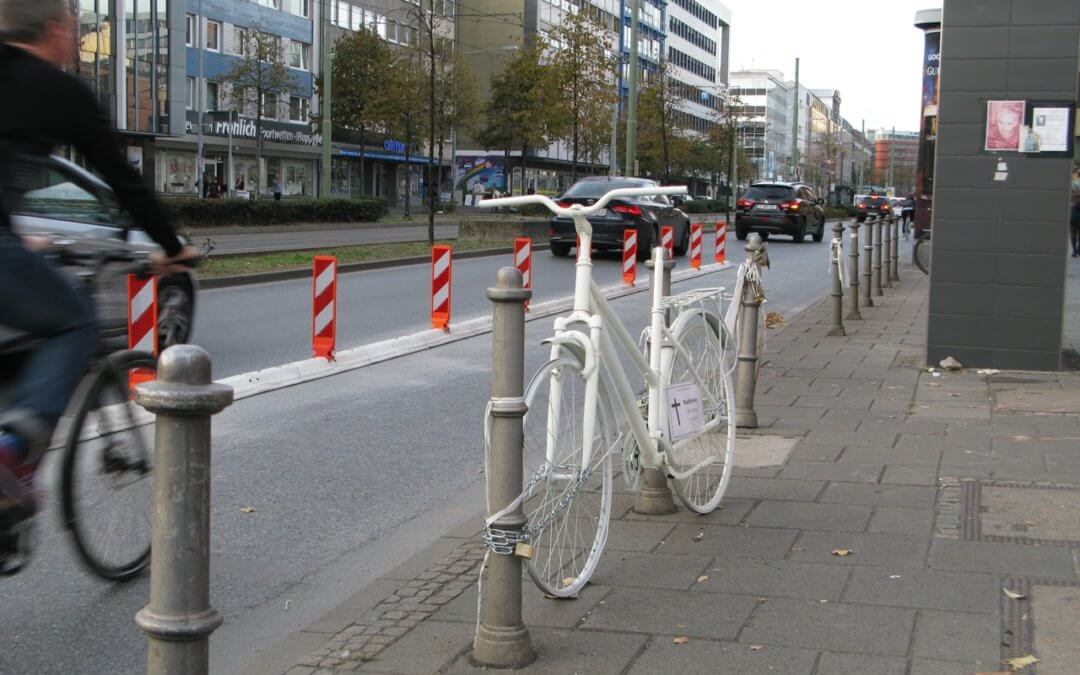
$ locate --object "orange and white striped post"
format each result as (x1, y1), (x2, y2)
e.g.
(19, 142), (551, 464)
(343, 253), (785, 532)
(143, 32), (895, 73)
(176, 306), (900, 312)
(514, 237), (532, 310)
(312, 255), (337, 360)
(661, 226), (674, 260)
(622, 229), (637, 285)
(126, 274), (157, 389)
(431, 244), (453, 330)
(715, 221), (727, 264)
(689, 223), (703, 269)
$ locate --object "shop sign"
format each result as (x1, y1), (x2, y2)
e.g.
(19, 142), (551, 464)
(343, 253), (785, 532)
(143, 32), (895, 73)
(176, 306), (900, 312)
(184, 111), (322, 147)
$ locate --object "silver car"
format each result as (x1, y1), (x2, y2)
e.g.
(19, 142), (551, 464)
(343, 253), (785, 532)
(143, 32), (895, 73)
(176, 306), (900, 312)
(9, 155), (197, 349)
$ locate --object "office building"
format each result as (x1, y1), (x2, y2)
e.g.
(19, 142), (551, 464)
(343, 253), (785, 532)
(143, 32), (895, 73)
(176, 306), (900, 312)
(869, 128), (919, 195)
(728, 69), (789, 181)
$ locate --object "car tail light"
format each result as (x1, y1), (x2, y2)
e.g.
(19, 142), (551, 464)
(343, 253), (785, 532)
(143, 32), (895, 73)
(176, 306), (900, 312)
(780, 201), (800, 211)
(882, 204), (891, 211)
(858, 203), (866, 209)
(736, 198), (754, 209)
(612, 203), (643, 217)
(556, 201), (572, 209)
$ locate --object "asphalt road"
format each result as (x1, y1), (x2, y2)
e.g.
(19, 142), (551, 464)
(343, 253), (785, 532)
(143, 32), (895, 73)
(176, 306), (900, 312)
(0, 228), (854, 674)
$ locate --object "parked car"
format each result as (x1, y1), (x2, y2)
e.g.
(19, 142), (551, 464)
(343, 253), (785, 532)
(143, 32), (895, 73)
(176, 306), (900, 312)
(855, 195), (893, 222)
(9, 155), (197, 350)
(549, 176), (691, 260)
(733, 181), (825, 243)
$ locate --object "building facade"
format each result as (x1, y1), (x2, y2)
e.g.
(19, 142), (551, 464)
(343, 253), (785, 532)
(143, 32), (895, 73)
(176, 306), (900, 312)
(665, 0), (730, 136)
(729, 69), (788, 181)
(869, 128), (919, 196)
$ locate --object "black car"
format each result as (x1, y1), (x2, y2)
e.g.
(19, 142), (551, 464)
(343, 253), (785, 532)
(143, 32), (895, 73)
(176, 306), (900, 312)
(734, 182), (825, 243)
(856, 195), (893, 222)
(549, 177), (691, 260)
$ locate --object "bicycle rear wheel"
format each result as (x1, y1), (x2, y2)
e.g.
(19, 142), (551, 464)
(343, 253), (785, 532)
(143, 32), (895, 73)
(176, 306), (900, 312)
(60, 351), (156, 581)
(519, 351), (613, 597)
(664, 309), (735, 513)
(914, 235), (931, 275)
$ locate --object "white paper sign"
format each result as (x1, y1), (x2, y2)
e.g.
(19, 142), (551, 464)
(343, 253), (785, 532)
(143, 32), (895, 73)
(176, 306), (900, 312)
(1031, 107), (1071, 152)
(666, 382), (705, 441)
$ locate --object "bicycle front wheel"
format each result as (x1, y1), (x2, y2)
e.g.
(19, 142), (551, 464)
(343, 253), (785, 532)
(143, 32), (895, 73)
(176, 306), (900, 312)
(60, 351), (156, 581)
(914, 236), (931, 275)
(520, 351), (613, 597)
(664, 309), (735, 513)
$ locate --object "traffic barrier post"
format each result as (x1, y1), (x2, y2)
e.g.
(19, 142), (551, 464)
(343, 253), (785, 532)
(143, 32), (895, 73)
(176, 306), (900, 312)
(890, 215), (900, 283)
(513, 237), (532, 310)
(846, 221), (862, 320)
(127, 274), (157, 390)
(311, 256), (337, 360)
(134, 345), (233, 675)
(431, 245), (453, 331)
(714, 221), (727, 264)
(872, 216), (884, 297)
(689, 223), (703, 270)
(882, 215), (893, 289)
(661, 225), (674, 260)
(622, 229), (637, 285)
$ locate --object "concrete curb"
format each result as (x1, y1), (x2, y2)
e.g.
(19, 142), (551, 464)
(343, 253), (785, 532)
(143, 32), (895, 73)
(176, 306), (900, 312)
(199, 243), (553, 289)
(218, 260), (736, 402)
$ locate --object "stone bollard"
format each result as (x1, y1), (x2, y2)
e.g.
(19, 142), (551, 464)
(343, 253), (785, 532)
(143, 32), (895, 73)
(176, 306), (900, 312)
(890, 215), (900, 283)
(881, 214), (893, 289)
(828, 221), (845, 337)
(134, 345), (233, 675)
(861, 216), (874, 308)
(735, 234), (764, 428)
(473, 268), (535, 668)
(846, 220), (862, 320)
(872, 215), (884, 297)
(636, 254), (678, 515)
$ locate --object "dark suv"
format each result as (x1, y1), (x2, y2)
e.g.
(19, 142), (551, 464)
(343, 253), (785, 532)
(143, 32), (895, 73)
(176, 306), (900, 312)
(734, 182), (825, 243)
(549, 177), (691, 260)
(855, 195), (892, 222)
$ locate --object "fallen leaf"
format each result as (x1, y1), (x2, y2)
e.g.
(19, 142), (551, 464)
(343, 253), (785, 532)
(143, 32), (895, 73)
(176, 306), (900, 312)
(1003, 588), (1026, 600)
(831, 547), (853, 557)
(692, 531), (705, 542)
(673, 636), (690, 645)
(764, 312), (787, 328)
(749, 645), (764, 652)
(754, 597), (768, 603)
(1003, 655), (1039, 671)
(790, 546), (804, 552)
(696, 575), (710, 583)
(927, 382), (941, 388)
(1012, 435), (1031, 441)
(240, 506), (256, 514)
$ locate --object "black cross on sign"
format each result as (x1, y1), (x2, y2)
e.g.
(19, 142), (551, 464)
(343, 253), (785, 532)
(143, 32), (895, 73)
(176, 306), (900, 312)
(670, 399), (683, 426)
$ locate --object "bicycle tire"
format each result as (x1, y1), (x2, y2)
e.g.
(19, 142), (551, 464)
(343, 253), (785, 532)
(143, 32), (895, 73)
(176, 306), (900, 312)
(665, 309), (735, 514)
(518, 349), (613, 597)
(914, 235), (931, 275)
(60, 350), (156, 581)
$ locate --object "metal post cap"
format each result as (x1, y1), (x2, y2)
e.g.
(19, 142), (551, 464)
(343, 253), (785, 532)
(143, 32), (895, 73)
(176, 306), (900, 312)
(134, 345), (234, 416)
(746, 233), (763, 252)
(832, 221), (844, 233)
(486, 267), (531, 302)
(644, 258), (676, 270)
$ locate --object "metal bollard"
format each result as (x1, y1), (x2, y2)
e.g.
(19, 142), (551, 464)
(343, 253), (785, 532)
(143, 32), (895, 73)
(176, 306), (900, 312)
(872, 215), (884, 297)
(828, 221), (845, 337)
(636, 255), (677, 515)
(861, 216), (874, 308)
(846, 220), (862, 320)
(473, 268), (535, 668)
(890, 215), (900, 283)
(881, 215), (893, 289)
(735, 234), (763, 428)
(134, 346), (233, 675)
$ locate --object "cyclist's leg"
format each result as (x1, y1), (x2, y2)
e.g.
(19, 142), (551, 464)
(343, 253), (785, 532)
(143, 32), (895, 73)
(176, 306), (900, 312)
(0, 231), (97, 508)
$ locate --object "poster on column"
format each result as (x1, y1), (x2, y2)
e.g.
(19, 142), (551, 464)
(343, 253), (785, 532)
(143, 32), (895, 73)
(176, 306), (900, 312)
(985, 101), (1025, 152)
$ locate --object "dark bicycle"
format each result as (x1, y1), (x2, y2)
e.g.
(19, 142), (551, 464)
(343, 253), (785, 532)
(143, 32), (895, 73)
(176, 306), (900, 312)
(914, 231), (931, 275)
(1, 241), (186, 580)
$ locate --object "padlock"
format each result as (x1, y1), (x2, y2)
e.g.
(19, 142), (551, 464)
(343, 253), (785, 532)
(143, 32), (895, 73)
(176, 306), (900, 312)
(514, 542), (534, 559)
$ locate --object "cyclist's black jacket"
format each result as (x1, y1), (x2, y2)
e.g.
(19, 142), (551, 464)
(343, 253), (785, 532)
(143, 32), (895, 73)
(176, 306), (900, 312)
(0, 44), (182, 256)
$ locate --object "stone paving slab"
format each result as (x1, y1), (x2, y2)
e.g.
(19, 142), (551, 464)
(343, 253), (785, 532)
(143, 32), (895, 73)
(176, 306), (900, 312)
(580, 587), (756, 640)
(738, 598), (916, 656)
(625, 638), (818, 674)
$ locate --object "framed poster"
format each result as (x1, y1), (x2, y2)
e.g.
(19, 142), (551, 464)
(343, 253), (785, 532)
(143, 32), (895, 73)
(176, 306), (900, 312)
(1022, 100), (1076, 157)
(985, 100), (1025, 151)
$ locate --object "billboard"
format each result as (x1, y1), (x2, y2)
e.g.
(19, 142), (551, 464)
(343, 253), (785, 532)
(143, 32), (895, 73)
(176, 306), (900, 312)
(454, 156), (506, 198)
(914, 26), (940, 235)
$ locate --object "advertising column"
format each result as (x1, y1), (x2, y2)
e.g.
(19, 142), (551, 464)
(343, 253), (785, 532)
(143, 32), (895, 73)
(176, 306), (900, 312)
(913, 9), (941, 237)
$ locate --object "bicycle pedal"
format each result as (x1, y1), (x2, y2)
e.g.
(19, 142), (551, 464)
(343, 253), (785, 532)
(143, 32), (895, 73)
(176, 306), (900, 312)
(514, 542), (534, 560)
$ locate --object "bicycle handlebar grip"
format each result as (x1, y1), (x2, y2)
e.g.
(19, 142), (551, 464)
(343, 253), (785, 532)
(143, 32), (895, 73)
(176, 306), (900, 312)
(478, 185), (689, 218)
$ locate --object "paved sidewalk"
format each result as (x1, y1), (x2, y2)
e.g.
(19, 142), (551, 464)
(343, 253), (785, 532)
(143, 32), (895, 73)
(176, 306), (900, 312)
(268, 264), (1080, 675)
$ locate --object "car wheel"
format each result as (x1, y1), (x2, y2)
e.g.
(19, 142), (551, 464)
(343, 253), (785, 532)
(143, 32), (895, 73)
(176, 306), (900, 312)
(811, 218), (825, 242)
(792, 218), (806, 243)
(551, 242), (572, 257)
(735, 227), (748, 241)
(674, 223), (690, 256)
(157, 276), (194, 348)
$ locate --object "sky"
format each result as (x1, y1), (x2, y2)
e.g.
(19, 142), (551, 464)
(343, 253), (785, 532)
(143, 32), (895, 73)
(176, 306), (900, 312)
(723, 0), (942, 133)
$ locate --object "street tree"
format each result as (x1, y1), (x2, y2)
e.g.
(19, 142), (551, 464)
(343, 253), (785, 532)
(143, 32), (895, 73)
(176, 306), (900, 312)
(546, 11), (618, 181)
(432, 51), (481, 206)
(384, 46), (428, 219)
(224, 25), (292, 197)
(317, 28), (394, 198)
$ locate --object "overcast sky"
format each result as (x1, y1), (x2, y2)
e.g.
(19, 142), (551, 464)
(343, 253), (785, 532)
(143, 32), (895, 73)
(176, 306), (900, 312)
(724, 0), (942, 134)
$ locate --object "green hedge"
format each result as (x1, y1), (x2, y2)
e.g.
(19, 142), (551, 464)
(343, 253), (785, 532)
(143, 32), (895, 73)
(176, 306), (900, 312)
(824, 204), (860, 219)
(680, 199), (729, 214)
(164, 197), (388, 227)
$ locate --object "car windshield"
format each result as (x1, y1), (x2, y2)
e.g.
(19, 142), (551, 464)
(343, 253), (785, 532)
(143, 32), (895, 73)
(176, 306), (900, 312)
(745, 186), (794, 201)
(562, 179), (652, 198)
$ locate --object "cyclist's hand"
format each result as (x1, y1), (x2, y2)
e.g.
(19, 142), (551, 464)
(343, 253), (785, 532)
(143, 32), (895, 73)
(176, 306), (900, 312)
(21, 235), (52, 251)
(151, 245), (200, 276)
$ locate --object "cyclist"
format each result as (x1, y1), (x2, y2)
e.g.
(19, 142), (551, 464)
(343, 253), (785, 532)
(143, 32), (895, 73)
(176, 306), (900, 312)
(0, 0), (197, 573)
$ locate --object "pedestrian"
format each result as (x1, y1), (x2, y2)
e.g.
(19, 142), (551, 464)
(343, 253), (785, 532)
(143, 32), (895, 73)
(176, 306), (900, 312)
(273, 177), (282, 201)
(1070, 169), (1080, 258)
(901, 193), (914, 238)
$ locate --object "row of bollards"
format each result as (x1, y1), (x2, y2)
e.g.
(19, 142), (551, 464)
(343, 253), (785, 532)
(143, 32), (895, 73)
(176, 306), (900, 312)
(829, 214), (901, 339)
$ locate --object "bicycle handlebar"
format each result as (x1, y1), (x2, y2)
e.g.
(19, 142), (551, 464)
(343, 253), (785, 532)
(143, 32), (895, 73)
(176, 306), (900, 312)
(479, 185), (689, 218)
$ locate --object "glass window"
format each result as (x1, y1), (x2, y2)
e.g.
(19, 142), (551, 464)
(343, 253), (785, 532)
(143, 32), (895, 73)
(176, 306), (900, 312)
(206, 20), (221, 51)
(289, 41), (309, 69)
(350, 6), (362, 31)
(206, 81), (219, 111)
(744, 185), (794, 200)
(364, 9), (376, 30)
(376, 15), (386, 38)
(562, 178), (653, 198)
(186, 77), (195, 109)
(185, 15), (193, 46)
(14, 163), (117, 225)
(257, 0), (280, 8)
(262, 93), (278, 119)
(289, 96), (309, 122)
(336, 1), (349, 27)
